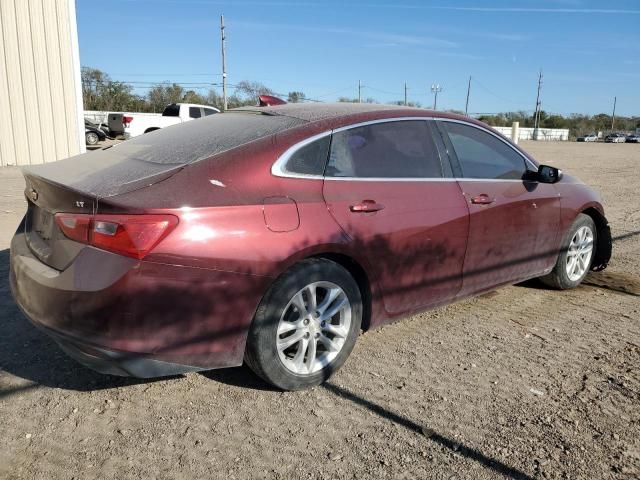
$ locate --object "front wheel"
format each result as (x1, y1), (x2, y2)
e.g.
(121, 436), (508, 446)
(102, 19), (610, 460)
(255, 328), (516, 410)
(85, 131), (100, 145)
(540, 213), (596, 289)
(245, 259), (362, 390)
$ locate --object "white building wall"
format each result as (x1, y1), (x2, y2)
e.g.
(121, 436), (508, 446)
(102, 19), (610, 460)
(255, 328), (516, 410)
(491, 126), (570, 141)
(0, 0), (84, 166)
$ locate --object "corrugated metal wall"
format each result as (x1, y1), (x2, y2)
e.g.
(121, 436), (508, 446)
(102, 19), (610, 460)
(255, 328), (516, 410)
(0, 0), (84, 167)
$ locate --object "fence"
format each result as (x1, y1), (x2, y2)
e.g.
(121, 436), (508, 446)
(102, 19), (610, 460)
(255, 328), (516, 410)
(491, 126), (569, 141)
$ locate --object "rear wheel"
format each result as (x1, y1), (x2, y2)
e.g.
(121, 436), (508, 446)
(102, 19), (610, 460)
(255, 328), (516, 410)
(245, 259), (362, 390)
(540, 214), (596, 289)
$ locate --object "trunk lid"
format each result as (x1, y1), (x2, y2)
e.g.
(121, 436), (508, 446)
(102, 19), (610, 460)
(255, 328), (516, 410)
(19, 112), (305, 269)
(21, 145), (183, 270)
(23, 173), (96, 270)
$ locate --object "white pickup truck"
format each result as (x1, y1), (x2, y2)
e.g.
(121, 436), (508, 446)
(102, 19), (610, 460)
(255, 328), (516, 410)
(124, 103), (220, 138)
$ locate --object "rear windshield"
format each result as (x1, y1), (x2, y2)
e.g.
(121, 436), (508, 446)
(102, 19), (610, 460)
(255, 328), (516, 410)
(117, 112), (304, 165)
(162, 104), (180, 116)
(23, 112), (306, 198)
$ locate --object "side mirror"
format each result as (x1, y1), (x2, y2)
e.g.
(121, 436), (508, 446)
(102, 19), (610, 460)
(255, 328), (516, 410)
(533, 164), (562, 184)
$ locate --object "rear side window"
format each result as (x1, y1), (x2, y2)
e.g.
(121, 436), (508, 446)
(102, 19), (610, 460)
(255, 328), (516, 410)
(441, 122), (527, 180)
(189, 107), (202, 119)
(283, 136), (331, 176)
(162, 104), (180, 116)
(326, 120), (442, 178)
(203, 108), (217, 116)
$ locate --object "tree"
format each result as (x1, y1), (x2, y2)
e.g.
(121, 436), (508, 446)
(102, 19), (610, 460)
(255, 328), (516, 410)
(81, 67), (139, 112)
(147, 83), (185, 112)
(592, 113), (612, 132)
(390, 100), (421, 108)
(206, 89), (223, 109)
(338, 97), (377, 104)
(182, 90), (207, 105)
(543, 114), (567, 129)
(287, 91), (306, 103)
(234, 80), (275, 103)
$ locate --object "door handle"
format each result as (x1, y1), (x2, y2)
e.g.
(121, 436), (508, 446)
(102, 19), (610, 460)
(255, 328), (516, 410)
(470, 194), (495, 205)
(350, 200), (385, 213)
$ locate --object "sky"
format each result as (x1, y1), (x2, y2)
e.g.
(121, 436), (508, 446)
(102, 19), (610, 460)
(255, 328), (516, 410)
(76, 0), (640, 116)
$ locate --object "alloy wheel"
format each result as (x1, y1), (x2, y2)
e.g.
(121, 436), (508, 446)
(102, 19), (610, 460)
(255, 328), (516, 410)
(86, 132), (99, 145)
(566, 225), (594, 281)
(276, 281), (351, 375)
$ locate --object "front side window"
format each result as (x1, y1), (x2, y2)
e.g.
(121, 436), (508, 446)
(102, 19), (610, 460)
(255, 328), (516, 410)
(440, 122), (527, 180)
(326, 120), (442, 178)
(189, 107), (202, 119)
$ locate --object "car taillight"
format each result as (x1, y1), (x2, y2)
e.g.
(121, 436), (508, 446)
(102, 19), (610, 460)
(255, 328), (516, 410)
(123, 116), (133, 126)
(55, 213), (91, 243)
(55, 213), (178, 259)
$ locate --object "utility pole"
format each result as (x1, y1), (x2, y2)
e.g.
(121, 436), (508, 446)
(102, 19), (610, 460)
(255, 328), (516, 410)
(431, 83), (442, 110)
(533, 69), (543, 140)
(358, 80), (362, 103)
(465, 76), (471, 116)
(611, 96), (617, 131)
(404, 82), (408, 106)
(220, 14), (228, 111)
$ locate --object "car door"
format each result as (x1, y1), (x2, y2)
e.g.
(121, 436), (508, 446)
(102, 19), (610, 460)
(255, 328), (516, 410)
(435, 120), (560, 298)
(322, 119), (469, 315)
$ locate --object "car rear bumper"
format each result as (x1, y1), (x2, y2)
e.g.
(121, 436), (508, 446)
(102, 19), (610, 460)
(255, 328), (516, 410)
(47, 325), (205, 377)
(10, 231), (270, 377)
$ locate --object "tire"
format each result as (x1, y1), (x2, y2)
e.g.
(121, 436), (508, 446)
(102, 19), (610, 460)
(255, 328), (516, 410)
(85, 131), (100, 145)
(244, 258), (362, 391)
(540, 213), (596, 289)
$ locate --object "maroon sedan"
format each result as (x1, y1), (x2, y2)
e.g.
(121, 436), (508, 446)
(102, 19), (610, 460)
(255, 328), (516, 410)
(10, 103), (611, 390)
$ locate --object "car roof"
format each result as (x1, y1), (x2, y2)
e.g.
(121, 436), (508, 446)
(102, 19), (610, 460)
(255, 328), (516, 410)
(233, 102), (430, 123)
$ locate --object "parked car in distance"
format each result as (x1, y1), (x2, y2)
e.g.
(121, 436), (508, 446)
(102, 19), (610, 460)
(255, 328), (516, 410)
(10, 103), (612, 391)
(84, 119), (107, 146)
(625, 134), (640, 143)
(124, 103), (220, 138)
(604, 133), (626, 143)
(576, 133), (597, 142)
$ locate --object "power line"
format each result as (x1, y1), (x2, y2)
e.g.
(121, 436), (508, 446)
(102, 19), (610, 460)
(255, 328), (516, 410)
(110, 73), (223, 77)
(471, 77), (519, 105)
(314, 86), (356, 98)
(364, 85), (403, 96)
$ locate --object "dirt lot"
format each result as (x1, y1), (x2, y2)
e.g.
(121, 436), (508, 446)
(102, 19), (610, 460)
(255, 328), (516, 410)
(1, 141), (638, 480)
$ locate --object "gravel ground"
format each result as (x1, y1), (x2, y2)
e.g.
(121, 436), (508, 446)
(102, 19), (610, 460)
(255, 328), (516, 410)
(0, 141), (638, 479)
